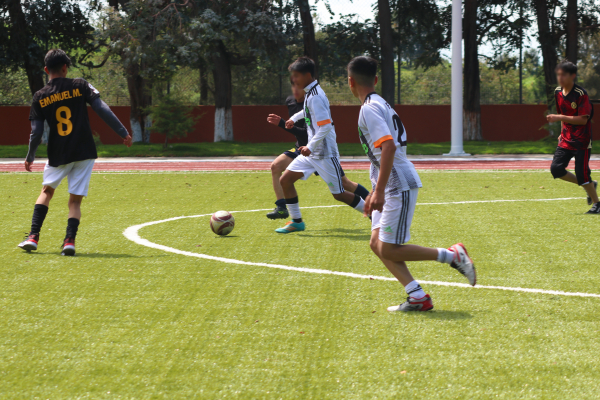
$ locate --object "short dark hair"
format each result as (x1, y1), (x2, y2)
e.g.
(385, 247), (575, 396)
(347, 56), (378, 86)
(556, 59), (577, 75)
(45, 49), (72, 73)
(288, 56), (315, 77)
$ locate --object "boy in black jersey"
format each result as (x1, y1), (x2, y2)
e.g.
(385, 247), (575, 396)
(266, 80), (369, 219)
(18, 49), (132, 256)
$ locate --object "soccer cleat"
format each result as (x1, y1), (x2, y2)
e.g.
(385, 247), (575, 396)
(449, 243), (477, 286)
(266, 206), (289, 220)
(18, 233), (39, 251)
(387, 294), (434, 312)
(586, 203), (600, 214)
(587, 181), (598, 206)
(61, 237), (76, 256)
(275, 221), (305, 234)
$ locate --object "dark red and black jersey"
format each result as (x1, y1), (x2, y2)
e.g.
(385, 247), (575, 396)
(555, 84), (594, 150)
(29, 77), (100, 167)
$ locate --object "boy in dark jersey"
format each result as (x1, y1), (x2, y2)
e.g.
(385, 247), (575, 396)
(266, 80), (369, 219)
(547, 60), (599, 214)
(18, 49), (132, 255)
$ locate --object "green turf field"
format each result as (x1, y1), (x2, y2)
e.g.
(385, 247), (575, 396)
(1, 170), (600, 398)
(1, 137), (596, 158)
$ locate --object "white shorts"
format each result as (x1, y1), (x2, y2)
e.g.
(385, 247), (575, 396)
(42, 159), (95, 196)
(287, 155), (344, 194)
(371, 188), (418, 245)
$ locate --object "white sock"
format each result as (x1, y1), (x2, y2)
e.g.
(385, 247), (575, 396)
(353, 197), (365, 213)
(286, 202), (302, 220)
(437, 248), (455, 264)
(405, 280), (426, 299)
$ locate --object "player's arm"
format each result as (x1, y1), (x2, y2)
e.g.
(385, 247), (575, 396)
(267, 114), (307, 140)
(303, 97), (332, 155)
(547, 114), (589, 125)
(24, 119), (45, 172)
(370, 140), (395, 213)
(90, 98), (132, 147)
(285, 110), (304, 129)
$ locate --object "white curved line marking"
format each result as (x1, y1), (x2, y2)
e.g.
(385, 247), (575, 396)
(123, 200), (600, 299)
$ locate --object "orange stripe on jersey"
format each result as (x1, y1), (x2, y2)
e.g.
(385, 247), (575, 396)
(317, 119), (331, 126)
(374, 135), (393, 148)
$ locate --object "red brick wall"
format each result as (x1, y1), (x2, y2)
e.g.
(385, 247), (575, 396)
(1, 104), (595, 146)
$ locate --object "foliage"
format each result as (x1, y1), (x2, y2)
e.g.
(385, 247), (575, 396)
(0, 69), (31, 105)
(145, 93), (201, 147)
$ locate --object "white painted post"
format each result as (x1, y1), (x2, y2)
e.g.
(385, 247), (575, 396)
(444, 0), (470, 156)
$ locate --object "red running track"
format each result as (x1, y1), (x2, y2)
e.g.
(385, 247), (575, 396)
(1, 159), (598, 172)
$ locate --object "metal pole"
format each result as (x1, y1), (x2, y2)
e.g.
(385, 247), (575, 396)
(444, 0), (469, 156)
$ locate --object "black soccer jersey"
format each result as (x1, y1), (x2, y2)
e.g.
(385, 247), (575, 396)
(29, 77), (100, 167)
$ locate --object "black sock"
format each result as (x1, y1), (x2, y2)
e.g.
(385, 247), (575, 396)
(275, 199), (287, 208)
(354, 184), (370, 200)
(293, 218), (303, 223)
(349, 193), (362, 208)
(30, 204), (49, 235)
(66, 218), (80, 239)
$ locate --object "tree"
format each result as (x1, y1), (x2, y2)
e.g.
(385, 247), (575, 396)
(463, 0), (481, 141)
(297, 0), (319, 79)
(0, 0), (97, 95)
(377, 0), (395, 104)
(146, 93), (200, 148)
(97, 0), (185, 143)
(182, 1), (286, 141)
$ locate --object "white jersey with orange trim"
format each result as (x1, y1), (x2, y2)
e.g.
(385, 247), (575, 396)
(290, 80), (339, 159)
(358, 92), (422, 195)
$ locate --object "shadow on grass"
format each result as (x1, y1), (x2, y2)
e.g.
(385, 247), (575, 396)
(297, 227), (371, 241)
(420, 310), (473, 320)
(74, 253), (146, 259)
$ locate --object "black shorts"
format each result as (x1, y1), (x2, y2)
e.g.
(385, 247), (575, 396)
(281, 147), (345, 177)
(550, 146), (593, 185)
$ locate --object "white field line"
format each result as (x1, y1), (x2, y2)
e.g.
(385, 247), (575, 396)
(123, 201), (600, 299)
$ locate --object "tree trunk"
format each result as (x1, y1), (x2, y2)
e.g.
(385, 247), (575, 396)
(463, 0), (482, 141)
(7, 0), (45, 95)
(297, 0), (319, 79)
(565, 0), (578, 64)
(126, 63), (152, 143)
(533, 0), (558, 109)
(199, 62), (208, 105)
(378, 0), (395, 105)
(212, 42), (233, 142)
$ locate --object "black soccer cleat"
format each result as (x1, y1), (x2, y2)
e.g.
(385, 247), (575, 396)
(587, 181), (598, 206)
(61, 237), (76, 256)
(18, 233), (39, 251)
(586, 203), (600, 214)
(266, 206), (289, 220)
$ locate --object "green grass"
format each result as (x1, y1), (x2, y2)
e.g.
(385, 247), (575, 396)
(1, 137), (593, 158)
(1, 170), (600, 398)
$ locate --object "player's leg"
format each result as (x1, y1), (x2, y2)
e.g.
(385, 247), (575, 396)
(276, 156), (313, 233)
(61, 159), (94, 255)
(315, 157), (365, 213)
(18, 163), (67, 251)
(574, 148), (600, 213)
(370, 209), (432, 311)
(267, 153), (293, 219)
(377, 189), (476, 286)
(550, 147), (577, 184)
(341, 174), (370, 200)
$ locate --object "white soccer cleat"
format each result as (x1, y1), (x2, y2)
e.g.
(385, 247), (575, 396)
(449, 243), (476, 286)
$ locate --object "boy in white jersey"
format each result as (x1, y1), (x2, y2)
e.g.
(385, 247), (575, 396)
(275, 57), (366, 233)
(347, 56), (476, 311)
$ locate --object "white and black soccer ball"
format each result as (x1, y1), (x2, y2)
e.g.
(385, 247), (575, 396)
(210, 211), (235, 236)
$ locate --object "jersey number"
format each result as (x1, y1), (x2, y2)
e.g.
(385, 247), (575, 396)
(56, 106), (73, 136)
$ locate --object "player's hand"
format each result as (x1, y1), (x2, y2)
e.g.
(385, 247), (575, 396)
(363, 194), (373, 216)
(547, 114), (560, 123)
(24, 161), (33, 172)
(285, 119), (295, 129)
(299, 146), (311, 156)
(371, 190), (385, 213)
(123, 134), (132, 148)
(267, 114), (282, 126)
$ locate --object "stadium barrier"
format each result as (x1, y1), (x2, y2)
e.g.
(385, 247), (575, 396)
(1, 104), (590, 146)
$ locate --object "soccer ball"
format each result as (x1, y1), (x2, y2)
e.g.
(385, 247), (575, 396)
(210, 211), (235, 236)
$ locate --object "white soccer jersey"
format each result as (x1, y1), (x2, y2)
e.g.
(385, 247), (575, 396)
(358, 92), (422, 194)
(290, 81), (339, 159)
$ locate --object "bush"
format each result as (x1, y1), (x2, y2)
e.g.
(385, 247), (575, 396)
(146, 94), (201, 148)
